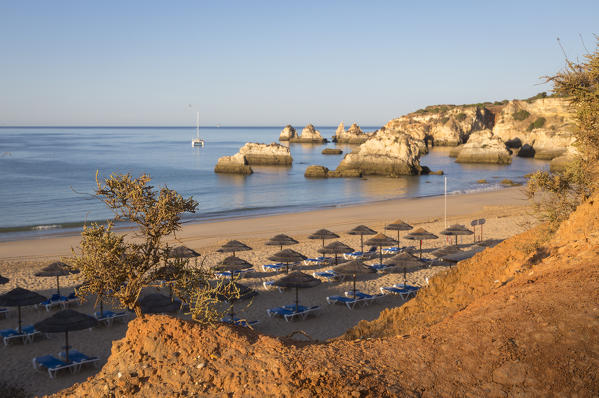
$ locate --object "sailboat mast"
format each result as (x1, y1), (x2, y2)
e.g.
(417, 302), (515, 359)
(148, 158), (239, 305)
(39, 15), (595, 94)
(196, 112), (200, 139)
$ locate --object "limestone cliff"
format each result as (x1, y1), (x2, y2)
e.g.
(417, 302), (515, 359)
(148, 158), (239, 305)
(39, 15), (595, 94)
(335, 127), (422, 176)
(384, 105), (494, 147)
(492, 98), (577, 160)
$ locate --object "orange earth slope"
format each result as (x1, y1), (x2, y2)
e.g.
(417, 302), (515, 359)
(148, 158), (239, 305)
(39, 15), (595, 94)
(54, 194), (599, 397)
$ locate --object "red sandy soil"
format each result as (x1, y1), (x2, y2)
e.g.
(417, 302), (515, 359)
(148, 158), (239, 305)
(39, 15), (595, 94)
(53, 194), (599, 397)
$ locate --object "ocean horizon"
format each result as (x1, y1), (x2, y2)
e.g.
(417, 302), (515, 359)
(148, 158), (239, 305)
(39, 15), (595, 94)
(0, 126), (546, 241)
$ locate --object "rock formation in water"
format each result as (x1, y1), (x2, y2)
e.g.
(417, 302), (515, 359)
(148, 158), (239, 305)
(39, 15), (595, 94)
(214, 153), (253, 175)
(278, 125), (296, 141)
(321, 148), (343, 155)
(289, 124), (327, 143)
(335, 127), (422, 176)
(334, 122), (373, 144)
(304, 165), (362, 178)
(492, 98), (576, 160)
(454, 129), (512, 164)
(238, 142), (293, 165)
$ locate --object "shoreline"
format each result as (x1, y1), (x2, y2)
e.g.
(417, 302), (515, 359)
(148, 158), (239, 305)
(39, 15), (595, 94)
(0, 186), (528, 260)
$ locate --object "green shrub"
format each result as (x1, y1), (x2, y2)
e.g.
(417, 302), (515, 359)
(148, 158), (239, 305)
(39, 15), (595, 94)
(527, 117), (546, 131)
(455, 113), (467, 122)
(439, 117), (449, 124)
(526, 92), (547, 103)
(513, 109), (531, 121)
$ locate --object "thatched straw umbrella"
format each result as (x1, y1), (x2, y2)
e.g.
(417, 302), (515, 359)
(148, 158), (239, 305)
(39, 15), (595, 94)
(364, 233), (398, 265)
(0, 274), (9, 285)
(214, 256), (253, 279)
(217, 240), (252, 257)
(385, 252), (425, 285)
(440, 224), (474, 246)
(347, 225), (377, 253)
(265, 234), (299, 251)
(384, 219), (413, 247)
(35, 262), (80, 295)
(167, 246), (201, 259)
(317, 241), (354, 265)
(0, 287), (46, 333)
(268, 249), (307, 273)
(404, 228), (438, 258)
(272, 271), (320, 312)
(138, 293), (181, 315)
(34, 309), (98, 363)
(308, 229), (340, 248)
(333, 259), (375, 297)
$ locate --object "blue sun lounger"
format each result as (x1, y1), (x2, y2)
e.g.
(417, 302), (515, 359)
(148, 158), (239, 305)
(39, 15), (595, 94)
(215, 269), (253, 279)
(32, 355), (79, 378)
(221, 317), (259, 327)
(262, 263), (286, 272)
(312, 270), (341, 282)
(57, 349), (100, 371)
(2, 325), (40, 346)
(380, 284), (420, 300)
(94, 311), (128, 327)
(326, 295), (363, 310)
(266, 305), (320, 321)
(366, 263), (394, 273)
(343, 247), (377, 260)
(303, 256), (332, 265)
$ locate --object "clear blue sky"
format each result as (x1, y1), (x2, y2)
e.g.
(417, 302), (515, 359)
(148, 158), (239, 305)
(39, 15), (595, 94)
(1, 1), (597, 126)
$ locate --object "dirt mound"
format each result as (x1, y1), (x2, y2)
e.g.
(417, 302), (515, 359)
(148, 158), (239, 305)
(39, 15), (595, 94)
(54, 196), (599, 397)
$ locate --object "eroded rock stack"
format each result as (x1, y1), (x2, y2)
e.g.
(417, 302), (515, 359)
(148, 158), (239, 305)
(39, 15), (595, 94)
(214, 153), (253, 175)
(289, 124), (327, 143)
(279, 125), (297, 141)
(239, 142), (293, 165)
(215, 142), (293, 174)
(334, 122), (373, 144)
(454, 129), (512, 164)
(335, 127), (423, 176)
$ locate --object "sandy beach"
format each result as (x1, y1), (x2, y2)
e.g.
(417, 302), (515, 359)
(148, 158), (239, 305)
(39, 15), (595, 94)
(0, 187), (537, 396)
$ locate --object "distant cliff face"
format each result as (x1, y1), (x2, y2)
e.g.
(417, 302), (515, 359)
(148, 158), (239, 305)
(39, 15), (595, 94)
(492, 98), (577, 159)
(381, 97), (576, 160)
(384, 105), (494, 146)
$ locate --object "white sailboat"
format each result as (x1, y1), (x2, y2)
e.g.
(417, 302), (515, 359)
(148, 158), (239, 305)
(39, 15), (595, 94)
(191, 111), (205, 147)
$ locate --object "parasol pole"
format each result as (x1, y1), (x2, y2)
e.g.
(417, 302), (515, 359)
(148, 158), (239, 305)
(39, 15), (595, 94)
(56, 275), (60, 295)
(295, 287), (299, 313)
(65, 330), (70, 363)
(18, 305), (22, 334)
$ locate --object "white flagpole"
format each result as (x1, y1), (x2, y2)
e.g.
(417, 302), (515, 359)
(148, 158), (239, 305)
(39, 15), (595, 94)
(444, 176), (447, 229)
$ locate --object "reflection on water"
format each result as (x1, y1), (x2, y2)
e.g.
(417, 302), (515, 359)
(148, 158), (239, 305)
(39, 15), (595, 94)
(0, 126), (550, 237)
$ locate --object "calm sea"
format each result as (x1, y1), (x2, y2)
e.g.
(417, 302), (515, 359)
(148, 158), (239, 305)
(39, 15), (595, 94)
(0, 126), (546, 241)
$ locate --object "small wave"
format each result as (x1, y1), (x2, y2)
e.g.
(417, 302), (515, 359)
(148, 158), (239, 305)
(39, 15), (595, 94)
(449, 184), (502, 195)
(32, 224), (61, 231)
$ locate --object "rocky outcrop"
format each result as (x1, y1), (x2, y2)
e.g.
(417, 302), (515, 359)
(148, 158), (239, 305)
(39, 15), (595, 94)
(321, 148), (343, 155)
(289, 124), (327, 143)
(214, 153), (253, 175)
(334, 122), (373, 144)
(335, 127), (422, 176)
(384, 105), (494, 147)
(279, 125), (296, 141)
(238, 142), (293, 165)
(455, 129), (512, 164)
(304, 165), (362, 178)
(492, 98), (576, 159)
(517, 144), (535, 158)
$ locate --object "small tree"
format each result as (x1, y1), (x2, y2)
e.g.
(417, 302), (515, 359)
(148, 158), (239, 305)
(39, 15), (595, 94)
(527, 38), (599, 228)
(72, 173), (198, 316)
